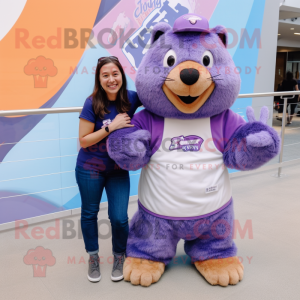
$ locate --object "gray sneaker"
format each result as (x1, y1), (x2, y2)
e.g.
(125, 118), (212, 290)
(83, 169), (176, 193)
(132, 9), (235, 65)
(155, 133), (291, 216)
(111, 254), (125, 281)
(87, 254), (101, 282)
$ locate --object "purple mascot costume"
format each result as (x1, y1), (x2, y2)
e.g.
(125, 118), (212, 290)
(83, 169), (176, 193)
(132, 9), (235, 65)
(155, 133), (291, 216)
(108, 14), (280, 287)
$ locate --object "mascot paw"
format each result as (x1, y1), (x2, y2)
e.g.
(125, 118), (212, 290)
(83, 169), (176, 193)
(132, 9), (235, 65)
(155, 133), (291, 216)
(195, 256), (244, 286)
(246, 131), (273, 147)
(123, 257), (165, 287)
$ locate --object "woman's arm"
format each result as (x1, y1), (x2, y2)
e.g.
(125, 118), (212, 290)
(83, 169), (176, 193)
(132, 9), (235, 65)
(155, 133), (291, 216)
(79, 113), (134, 148)
(79, 119), (107, 148)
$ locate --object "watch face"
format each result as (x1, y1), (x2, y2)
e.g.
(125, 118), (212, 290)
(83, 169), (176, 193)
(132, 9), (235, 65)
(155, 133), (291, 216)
(105, 126), (109, 132)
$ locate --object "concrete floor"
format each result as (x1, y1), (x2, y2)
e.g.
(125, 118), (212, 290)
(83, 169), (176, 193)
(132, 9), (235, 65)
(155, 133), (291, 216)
(1, 160), (300, 300)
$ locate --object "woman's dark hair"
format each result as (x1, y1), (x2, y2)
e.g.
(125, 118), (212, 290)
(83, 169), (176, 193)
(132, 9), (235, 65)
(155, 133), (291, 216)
(286, 71), (293, 81)
(89, 57), (131, 119)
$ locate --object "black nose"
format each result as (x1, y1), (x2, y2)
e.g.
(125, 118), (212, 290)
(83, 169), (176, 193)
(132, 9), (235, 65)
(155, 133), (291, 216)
(180, 68), (199, 85)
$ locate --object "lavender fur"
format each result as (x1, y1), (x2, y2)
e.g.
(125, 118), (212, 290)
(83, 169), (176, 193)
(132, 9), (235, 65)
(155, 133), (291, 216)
(224, 107), (281, 171)
(108, 128), (152, 171)
(126, 200), (237, 265)
(246, 107), (275, 147)
(247, 106), (269, 123)
(246, 131), (274, 148)
(136, 23), (241, 119)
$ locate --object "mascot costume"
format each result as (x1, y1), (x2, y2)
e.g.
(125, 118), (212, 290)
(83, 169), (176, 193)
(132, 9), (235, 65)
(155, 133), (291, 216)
(108, 14), (280, 287)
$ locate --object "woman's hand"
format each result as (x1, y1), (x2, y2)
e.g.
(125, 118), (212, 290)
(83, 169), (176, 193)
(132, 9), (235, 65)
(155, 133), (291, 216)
(109, 113), (134, 131)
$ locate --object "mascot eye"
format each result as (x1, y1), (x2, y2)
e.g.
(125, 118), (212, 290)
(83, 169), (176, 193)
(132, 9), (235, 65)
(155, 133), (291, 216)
(201, 51), (214, 68)
(163, 50), (177, 67)
(167, 56), (175, 66)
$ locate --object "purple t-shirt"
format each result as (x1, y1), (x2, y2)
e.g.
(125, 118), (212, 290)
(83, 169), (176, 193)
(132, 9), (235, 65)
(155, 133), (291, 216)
(76, 90), (142, 172)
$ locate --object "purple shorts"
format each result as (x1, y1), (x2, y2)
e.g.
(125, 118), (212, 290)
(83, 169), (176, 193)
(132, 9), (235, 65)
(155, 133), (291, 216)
(126, 199), (237, 265)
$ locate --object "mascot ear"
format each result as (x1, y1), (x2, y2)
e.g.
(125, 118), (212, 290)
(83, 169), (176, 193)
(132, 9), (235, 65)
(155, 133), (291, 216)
(211, 25), (228, 48)
(150, 22), (172, 45)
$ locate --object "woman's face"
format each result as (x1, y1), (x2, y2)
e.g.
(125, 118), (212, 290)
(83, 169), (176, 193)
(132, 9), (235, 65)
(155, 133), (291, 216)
(99, 62), (123, 100)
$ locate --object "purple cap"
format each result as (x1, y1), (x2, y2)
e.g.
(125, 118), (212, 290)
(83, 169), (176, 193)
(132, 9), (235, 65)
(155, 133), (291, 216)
(173, 13), (210, 33)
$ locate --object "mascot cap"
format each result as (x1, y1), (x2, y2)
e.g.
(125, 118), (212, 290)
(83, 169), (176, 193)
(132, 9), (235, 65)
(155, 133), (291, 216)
(173, 13), (210, 33)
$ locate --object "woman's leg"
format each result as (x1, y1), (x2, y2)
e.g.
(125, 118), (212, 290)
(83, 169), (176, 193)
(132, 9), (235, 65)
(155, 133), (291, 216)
(75, 166), (106, 254)
(105, 170), (130, 255)
(289, 103), (297, 123)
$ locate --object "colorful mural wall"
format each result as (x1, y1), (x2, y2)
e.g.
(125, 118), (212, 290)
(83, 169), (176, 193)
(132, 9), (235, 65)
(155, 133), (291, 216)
(0, 0), (268, 224)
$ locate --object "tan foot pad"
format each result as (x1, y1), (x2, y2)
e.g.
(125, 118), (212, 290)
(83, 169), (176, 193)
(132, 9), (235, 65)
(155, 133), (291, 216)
(123, 257), (165, 287)
(195, 256), (244, 286)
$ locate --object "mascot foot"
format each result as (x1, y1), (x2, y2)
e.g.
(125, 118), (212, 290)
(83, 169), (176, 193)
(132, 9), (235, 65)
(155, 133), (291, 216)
(123, 257), (165, 287)
(195, 256), (244, 286)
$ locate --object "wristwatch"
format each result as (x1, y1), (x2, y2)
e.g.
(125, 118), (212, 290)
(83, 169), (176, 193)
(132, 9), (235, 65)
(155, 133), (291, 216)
(105, 126), (109, 133)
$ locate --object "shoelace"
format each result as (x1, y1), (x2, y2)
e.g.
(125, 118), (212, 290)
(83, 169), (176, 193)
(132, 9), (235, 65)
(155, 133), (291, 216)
(113, 255), (125, 271)
(90, 257), (99, 272)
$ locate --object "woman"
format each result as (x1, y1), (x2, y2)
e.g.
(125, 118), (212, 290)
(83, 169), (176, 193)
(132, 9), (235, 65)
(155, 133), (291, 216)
(277, 71), (300, 124)
(75, 56), (141, 283)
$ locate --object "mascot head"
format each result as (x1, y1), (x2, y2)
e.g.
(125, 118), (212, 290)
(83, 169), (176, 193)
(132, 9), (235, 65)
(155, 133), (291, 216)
(136, 13), (241, 119)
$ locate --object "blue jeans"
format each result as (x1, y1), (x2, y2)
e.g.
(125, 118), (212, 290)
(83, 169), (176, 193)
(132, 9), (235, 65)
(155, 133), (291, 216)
(75, 165), (130, 255)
